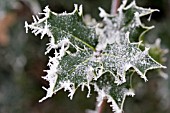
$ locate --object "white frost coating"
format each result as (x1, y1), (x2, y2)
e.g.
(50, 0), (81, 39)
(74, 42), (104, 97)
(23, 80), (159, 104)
(120, 0), (159, 30)
(94, 84), (122, 113)
(39, 40), (72, 102)
(147, 13), (152, 21)
(134, 12), (141, 27)
(39, 41), (72, 102)
(117, 0), (127, 12)
(25, 21), (29, 33)
(125, 89), (135, 97)
(25, 5), (77, 102)
(96, 27), (122, 51)
(117, 0), (127, 27)
(132, 48), (149, 82)
(52, 4), (82, 16)
(114, 76), (124, 85)
(86, 66), (95, 82)
(99, 7), (108, 18)
(59, 81), (76, 99)
(45, 36), (57, 54)
(78, 5), (83, 16)
(94, 65), (104, 80)
(97, 2), (128, 50)
(120, 88), (135, 110)
(42, 6), (51, 17)
(124, 0), (159, 17)
(124, 63), (132, 71)
(108, 96), (122, 113)
(96, 6), (166, 109)
(45, 38), (70, 55)
(95, 26), (107, 51)
(85, 66), (94, 98)
(25, 4), (82, 54)
(25, 4), (94, 102)
(25, 6), (52, 39)
(80, 83), (92, 98)
(132, 47), (166, 82)
(39, 51), (59, 102)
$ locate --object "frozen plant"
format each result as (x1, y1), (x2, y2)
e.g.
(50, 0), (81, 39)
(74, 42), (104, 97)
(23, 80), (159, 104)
(25, 0), (166, 113)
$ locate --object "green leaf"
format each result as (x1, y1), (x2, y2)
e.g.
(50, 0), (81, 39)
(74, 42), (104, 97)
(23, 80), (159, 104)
(100, 33), (165, 84)
(53, 48), (99, 99)
(25, 5), (97, 54)
(97, 0), (158, 45)
(48, 10), (97, 51)
(25, 5), (99, 102)
(123, 0), (159, 42)
(94, 73), (134, 112)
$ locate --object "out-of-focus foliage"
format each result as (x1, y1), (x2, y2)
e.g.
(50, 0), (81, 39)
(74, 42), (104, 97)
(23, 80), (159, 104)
(0, 0), (169, 113)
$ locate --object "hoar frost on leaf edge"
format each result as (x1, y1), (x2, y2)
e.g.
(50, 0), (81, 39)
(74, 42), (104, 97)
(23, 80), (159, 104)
(95, 0), (166, 85)
(25, 4), (86, 102)
(93, 84), (135, 113)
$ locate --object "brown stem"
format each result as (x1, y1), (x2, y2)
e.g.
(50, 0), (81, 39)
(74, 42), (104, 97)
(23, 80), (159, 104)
(111, 0), (121, 15)
(97, 98), (107, 113)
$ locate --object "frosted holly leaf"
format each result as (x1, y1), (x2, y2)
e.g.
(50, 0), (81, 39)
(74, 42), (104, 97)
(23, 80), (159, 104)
(94, 73), (135, 113)
(122, 0), (159, 41)
(96, 0), (159, 50)
(25, 4), (97, 54)
(52, 48), (99, 99)
(47, 6), (98, 51)
(25, 4), (99, 102)
(98, 32), (165, 85)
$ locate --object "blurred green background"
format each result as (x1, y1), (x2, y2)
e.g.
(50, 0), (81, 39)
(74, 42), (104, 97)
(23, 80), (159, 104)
(0, 0), (170, 113)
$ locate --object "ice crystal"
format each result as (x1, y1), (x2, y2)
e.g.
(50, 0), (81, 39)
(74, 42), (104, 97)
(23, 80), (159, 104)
(25, 0), (166, 113)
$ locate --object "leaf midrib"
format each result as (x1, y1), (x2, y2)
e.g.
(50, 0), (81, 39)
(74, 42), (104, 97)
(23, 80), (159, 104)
(52, 26), (96, 51)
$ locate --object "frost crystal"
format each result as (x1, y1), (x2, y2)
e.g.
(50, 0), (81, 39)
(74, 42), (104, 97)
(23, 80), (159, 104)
(25, 1), (166, 113)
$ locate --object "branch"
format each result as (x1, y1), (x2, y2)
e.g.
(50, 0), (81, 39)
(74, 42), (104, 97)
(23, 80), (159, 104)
(111, 0), (121, 15)
(97, 99), (107, 113)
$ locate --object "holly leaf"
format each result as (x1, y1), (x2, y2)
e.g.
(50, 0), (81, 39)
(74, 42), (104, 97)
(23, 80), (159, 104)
(94, 73), (134, 113)
(95, 0), (165, 85)
(25, 5), (99, 102)
(96, 0), (158, 50)
(100, 32), (165, 84)
(52, 48), (99, 100)
(25, 5), (97, 54)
